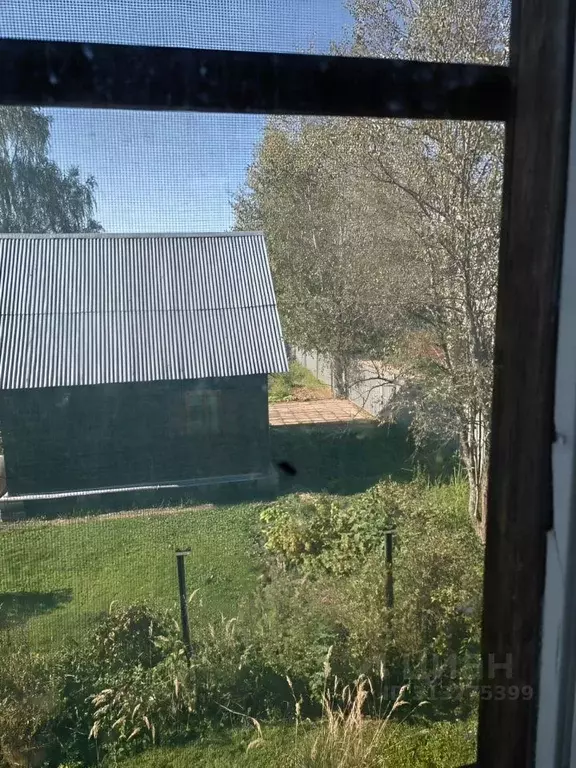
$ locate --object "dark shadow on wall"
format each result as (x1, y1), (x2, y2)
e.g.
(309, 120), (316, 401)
(0, 589), (73, 628)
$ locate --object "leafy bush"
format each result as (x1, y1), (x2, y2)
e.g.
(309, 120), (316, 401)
(87, 648), (196, 755)
(188, 611), (291, 721)
(53, 604), (197, 763)
(268, 365), (299, 404)
(260, 494), (341, 568)
(268, 372), (295, 403)
(58, 602), (292, 762)
(268, 362), (327, 404)
(390, 480), (483, 716)
(246, 576), (352, 705)
(0, 641), (61, 768)
(260, 482), (409, 575)
(91, 603), (173, 670)
(188, 562), (391, 718)
(258, 477), (483, 718)
(392, 480), (482, 656)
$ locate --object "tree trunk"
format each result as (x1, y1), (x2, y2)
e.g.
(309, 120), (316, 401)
(460, 411), (490, 543)
(333, 355), (350, 398)
(467, 457), (489, 543)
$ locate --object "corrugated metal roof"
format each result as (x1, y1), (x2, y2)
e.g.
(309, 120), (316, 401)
(0, 232), (288, 389)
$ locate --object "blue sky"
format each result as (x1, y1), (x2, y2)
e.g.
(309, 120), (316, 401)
(0, 1), (353, 232)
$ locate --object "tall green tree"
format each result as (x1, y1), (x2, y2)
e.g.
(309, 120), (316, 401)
(235, 117), (413, 396)
(0, 107), (101, 233)
(347, 0), (508, 539)
(236, 0), (508, 538)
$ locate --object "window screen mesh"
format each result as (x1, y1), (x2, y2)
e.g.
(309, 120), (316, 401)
(44, 109), (263, 232)
(0, 0), (353, 53)
(0, 1), (509, 766)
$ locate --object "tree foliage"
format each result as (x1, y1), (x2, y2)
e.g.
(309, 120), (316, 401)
(235, 117), (414, 395)
(347, 0), (508, 537)
(0, 107), (101, 233)
(236, 0), (509, 536)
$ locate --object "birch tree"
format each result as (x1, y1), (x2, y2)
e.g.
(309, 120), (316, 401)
(0, 107), (101, 233)
(236, 0), (508, 539)
(347, 0), (508, 538)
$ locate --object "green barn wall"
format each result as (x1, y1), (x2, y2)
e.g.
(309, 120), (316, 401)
(0, 375), (270, 495)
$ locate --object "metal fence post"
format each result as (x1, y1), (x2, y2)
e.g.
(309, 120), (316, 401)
(176, 549), (193, 658)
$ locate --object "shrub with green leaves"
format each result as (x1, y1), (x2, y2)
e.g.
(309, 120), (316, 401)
(87, 648), (196, 755)
(188, 612), (291, 721)
(258, 477), (483, 718)
(215, 548), (397, 719)
(392, 480), (482, 658)
(390, 480), (483, 716)
(61, 602), (293, 761)
(0, 641), (61, 768)
(268, 372), (295, 403)
(91, 603), (174, 670)
(53, 604), (197, 764)
(259, 482), (410, 575)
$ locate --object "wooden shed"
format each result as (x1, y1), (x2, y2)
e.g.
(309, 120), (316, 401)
(0, 232), (288, 500)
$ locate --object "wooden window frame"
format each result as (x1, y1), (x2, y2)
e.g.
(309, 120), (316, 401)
(1, 1), (573, 763)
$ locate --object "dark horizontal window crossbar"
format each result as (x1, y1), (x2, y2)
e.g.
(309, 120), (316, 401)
(0, 39), (510, 121)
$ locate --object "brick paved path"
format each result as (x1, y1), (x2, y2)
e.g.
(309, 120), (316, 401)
(269, 399), (373, 426)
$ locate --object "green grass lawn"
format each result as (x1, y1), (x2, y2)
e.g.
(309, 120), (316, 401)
(0, 422), (470, 768)
(115, 720), (476, 767)
(0, 421), (452, 649)
(0, 502), (262, 650)
(269, 361), (329, 403)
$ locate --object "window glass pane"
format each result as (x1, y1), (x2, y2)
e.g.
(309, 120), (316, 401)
(0, 101), (503, 767)
(0, 2), (508, 766)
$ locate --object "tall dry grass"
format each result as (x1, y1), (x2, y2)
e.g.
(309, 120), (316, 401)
(238, 648), (421, 767)
(304, 677), (408, 767)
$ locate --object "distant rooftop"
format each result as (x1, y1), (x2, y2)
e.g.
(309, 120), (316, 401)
(0, 232), (288, 389)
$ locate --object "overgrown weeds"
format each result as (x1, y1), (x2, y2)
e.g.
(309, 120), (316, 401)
(0, 476), (481, 766)
(0, 641), (60, 767)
